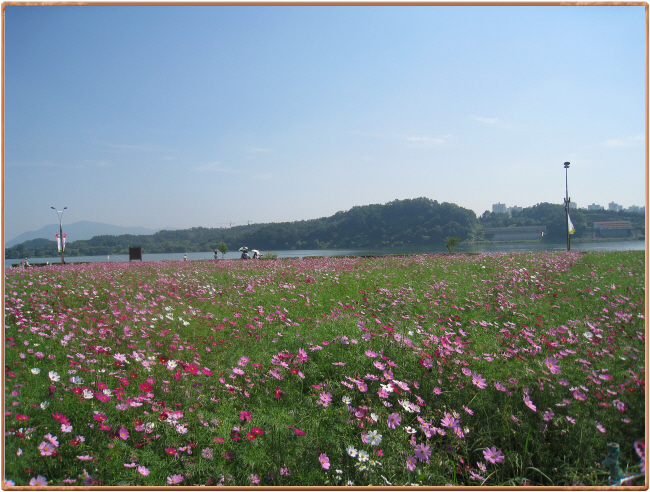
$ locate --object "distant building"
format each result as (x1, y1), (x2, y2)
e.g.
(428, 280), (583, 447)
(626, 205), (644, 214)
(608, 202), (623, 212)
(593, 221), (632, 238)
(492, 203), (507, 214)
(482, 226), (547, 241)
(588, 203), (604, 210)
(569, 202), (577, 210)
(507, 205), (523, 217)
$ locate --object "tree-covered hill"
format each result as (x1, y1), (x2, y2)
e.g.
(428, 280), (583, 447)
(5, 198), (478, 258)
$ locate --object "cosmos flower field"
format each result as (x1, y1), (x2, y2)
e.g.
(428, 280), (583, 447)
(4, 251), (646, 487)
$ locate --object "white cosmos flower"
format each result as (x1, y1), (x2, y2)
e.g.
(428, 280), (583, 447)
(70, 376), (83, 384)
(342, 395), (352, 404)
(48, 371), (60, 382)
(380, 383), (393, 393)
(82, 389), (94, 399)
(30, 368), (40, 375)
(346, 446), (358, 457)
(103, 389), (113, 396)
(357, 450), (370, 462)
(404, 426), (417, 434)
(167, 360), (178, 370)
(40, 401), (50, 410)
(366, 430), (382, 446)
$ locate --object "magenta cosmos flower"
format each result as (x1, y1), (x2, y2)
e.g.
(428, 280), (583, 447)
(483, 446), (505, 464)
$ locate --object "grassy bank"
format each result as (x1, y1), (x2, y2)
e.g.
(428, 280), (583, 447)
(4, 251), (645, 486)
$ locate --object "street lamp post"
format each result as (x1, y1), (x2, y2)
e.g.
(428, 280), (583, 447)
(51, 206), (67, 264)
(563, 162), (570, 251)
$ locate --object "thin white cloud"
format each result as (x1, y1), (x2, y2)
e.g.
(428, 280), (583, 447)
(84, 159), (112, 168)
(351, 131), (451, 146)
(602, 134), (645, 147)
(470, 115), (501, 125)
(101, 142), (179, 153)
(6, 159), (61, 168)
(406, 136), (447, 146)
(194, 161), (240, 174)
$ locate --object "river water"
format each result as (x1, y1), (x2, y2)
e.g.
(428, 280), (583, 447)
(4, 240), (645, 268)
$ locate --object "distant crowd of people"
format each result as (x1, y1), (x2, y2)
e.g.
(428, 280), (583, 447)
(239, 247), (260, 260)
(181, 247), (262, 262)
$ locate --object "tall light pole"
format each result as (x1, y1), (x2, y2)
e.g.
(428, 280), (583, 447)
(563, 162), (570, 251)
(51, 206), (67, 264)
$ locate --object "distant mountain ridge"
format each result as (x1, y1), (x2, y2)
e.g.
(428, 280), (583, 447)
(5, 221), (159, 247)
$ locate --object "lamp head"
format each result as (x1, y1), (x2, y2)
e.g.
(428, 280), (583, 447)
(564, 162), (570, 169)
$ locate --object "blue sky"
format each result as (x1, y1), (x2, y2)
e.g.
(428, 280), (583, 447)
(3, 4), (646, 242)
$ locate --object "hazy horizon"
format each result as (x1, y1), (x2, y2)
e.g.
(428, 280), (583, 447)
(4, 5), (646, 241)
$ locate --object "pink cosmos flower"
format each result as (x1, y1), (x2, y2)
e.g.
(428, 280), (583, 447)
(595, 422), (607, 433)
(483, 446), (505, 464)
(29, 475), (48, 486)
(406, 455), (417, 471)
(249, 474), (260, 484)
(240, 411), (252, 421)
(77, 455), (93, 461)
(524, 396), (537, 412)
(118, 427), (129, 440)
(543, 356), (561, 374)
(319, 392), (332, 407)
(319, 453), (330, 470)
(38, 441), (55, 456)
(414, 443), (431, 462)
(44, 433), (59, 447)
(167, 474), (184, 485)
(472, 373), (487, 389)
(137, 466), (150, 476)
(386, 412), (402, 429)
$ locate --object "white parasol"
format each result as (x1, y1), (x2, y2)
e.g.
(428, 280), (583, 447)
(238, 247), (248, 251)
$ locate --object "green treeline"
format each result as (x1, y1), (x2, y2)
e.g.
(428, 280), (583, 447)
(478, 203), (645, 241)
(5, 198), (645, 259)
